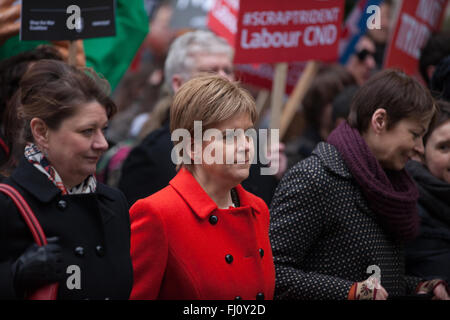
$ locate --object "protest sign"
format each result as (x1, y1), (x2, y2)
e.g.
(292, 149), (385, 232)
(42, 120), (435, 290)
(208, 0), (342, 132)
(20, 0), (116, 41)
(234, 62), (307, 94)
(209, 0), (345, 64)
(207, 0), (238, 47)
(384, 0), (449, 78)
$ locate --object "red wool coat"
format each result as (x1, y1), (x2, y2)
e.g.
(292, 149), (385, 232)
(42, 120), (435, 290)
(129, 168), (275, 300)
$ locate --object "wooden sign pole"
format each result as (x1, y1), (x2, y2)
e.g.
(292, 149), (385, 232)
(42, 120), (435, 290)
(280, 61), (319, 140)
(68, 40), (77, 66)
(255, 89), (270, 116)
(269, 62), (288, 130)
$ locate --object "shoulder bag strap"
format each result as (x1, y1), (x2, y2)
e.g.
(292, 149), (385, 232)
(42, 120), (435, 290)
(0, 183), (48, 246)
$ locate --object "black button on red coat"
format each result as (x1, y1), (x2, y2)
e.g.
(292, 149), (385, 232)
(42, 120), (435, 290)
(209, 215), (218, 225)
(225, 254), (233, 264)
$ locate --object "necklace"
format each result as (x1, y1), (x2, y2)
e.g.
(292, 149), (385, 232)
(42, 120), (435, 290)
(230, 188), (240, 207)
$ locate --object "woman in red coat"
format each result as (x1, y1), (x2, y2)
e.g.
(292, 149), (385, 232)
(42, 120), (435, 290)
(129, 75), (275, 300)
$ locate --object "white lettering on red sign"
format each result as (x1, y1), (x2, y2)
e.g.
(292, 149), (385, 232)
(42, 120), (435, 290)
(242, 8), (340, 27)
(395, 13), (430, 59)
(303, 24), (337, 46)
(224, 0), (239, 11)
(416, 0), (443, 28)
(211, 0), (237, 34)
(240, 28), (302, 49)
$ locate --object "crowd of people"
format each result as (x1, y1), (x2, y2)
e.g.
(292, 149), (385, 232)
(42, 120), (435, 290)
(0, 0), (449, 301)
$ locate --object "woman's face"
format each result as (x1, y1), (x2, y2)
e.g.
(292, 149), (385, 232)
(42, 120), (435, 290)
(45, 101), (109, 187)
(424, 120), (450, 183)
(377, 117), (429, 171)
(194, 113), (254, 188)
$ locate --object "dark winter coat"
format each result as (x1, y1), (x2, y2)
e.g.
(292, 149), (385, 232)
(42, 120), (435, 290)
(269, 142), (421, 300)
(405, 160), (450, 283)
(0, 157), (133, 300)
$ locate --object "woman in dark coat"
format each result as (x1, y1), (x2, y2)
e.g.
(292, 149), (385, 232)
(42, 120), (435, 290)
(270, 70), (449, 300)
(0, 60), (132, 299)
(405, 100), (450, 282)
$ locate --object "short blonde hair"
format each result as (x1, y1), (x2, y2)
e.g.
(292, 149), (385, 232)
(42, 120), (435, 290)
(170, 74), (257, 167)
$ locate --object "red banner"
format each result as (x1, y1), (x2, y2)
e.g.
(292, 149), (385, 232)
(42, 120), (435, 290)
(235, 62), (307, 94)
(384, 0), (449, 78)
(207, 0), (239, 46)
(208, 0), (345, 64)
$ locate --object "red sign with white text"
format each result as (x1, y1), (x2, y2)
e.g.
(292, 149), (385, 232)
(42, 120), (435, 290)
(207, 0), (239, 46)
(384, 0), (449, 78)
(208, 0), (345, 64)
(235, 62), (307, 94)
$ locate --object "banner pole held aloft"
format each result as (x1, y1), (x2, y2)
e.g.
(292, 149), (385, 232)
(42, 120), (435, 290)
(269, 62), (288, 131)
(280, 61), (319, 140)
(68, 40), (77, 66)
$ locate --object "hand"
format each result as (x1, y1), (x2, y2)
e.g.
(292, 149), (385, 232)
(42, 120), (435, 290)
(353, 276), (389, 300)
(417, 279), (449, 300)
(374, 285), (389, 300)
(267, 142), (288, 180)
(11, 237), (64, 297)
(432, 283), (450, 300)
(0, 0), (21, 46)
(52, 40), (86, 67)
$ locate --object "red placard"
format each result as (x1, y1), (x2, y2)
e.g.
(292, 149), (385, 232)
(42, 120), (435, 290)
(235, 62), (307, 94)
(208, 0), (345, 64)
(384, 0), (449, 78)
(208, 0), (239, 47)
(235, 0), (344, 64)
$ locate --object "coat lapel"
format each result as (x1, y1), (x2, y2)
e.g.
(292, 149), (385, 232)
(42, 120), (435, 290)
(169, 168), (261, 219)
(11, 157), (61, 203)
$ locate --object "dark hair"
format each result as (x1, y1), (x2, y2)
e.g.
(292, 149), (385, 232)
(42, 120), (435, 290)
(430, 55), (450, 101)
(0, 45), (63, 121)
(5, 59), (116, 155)
(303, 64), (356, 129)
(423, 100), (450, 145)
(419, 32), (450, 87)
(332, 85), (359, 125)
(348, 69), (436, 132)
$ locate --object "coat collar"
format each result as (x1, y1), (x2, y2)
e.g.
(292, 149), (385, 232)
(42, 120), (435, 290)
(312, 142), (352, 179)
(11, 157), (115, 202)
(169, 168), (261, 219)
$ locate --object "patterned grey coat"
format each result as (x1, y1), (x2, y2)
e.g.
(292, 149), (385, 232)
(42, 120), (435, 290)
(269, 142), (421, 300)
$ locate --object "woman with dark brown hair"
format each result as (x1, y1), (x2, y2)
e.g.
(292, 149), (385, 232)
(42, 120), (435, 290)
(270, 69), (449, 300)
(405, 100), (450, 283)
(0, 60), (132, 299)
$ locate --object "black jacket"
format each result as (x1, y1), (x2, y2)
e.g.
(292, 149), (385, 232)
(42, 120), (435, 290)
(270, 143), (421, 300)
(405, 161), (450, 283)
(118, 121), (177, 207)
(0, 158), (133, 300)
(118, 120), (279, 207)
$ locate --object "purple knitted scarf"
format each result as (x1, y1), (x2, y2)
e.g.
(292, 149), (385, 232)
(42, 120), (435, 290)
(327, 122), (420, 243)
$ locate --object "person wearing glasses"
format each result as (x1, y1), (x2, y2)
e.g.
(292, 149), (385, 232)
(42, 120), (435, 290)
(345, 35), (377, 86)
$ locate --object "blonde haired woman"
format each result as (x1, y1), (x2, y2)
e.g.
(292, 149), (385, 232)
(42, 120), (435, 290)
(129, 75), (275, 300)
